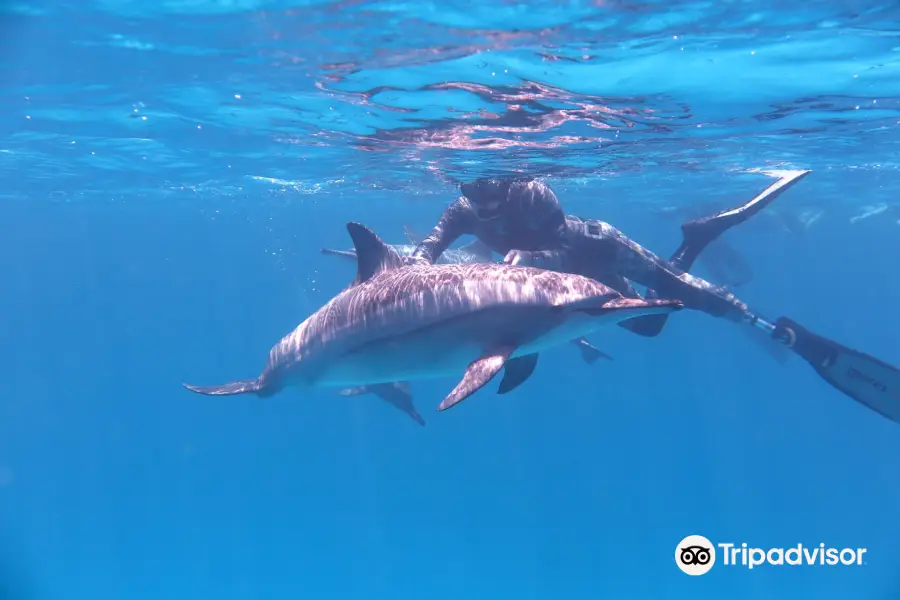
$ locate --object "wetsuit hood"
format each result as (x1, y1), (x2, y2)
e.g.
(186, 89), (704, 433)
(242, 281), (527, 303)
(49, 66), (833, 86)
(460, 178), (512, 220)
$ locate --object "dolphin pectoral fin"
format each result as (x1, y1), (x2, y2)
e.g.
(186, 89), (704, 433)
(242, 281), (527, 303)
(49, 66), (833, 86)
(497, 353), (539, 394)
(438, 347), (514, 411)
(183, 379), (264, 396)
(407, 409), (426, 426)
(395, 397), (426, 426)
(339, 383), (426, 426)
(570, 337), (613, 364)
(373, 382), (426, 427)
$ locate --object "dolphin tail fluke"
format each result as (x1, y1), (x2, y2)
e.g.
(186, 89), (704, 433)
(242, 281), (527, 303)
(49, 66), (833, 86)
(183, 379), (267, 396)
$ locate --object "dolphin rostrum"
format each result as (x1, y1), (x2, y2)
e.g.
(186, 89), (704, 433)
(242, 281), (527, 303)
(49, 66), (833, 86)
(184, 222), (683, 412)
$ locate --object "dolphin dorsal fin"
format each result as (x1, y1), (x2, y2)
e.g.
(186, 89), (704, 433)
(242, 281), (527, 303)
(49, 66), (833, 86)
(347, 222), (404, 285)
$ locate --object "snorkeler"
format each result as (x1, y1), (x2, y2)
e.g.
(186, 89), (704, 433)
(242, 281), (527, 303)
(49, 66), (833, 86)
(409, 173), (806, 333)
(408, 172), (900, 427)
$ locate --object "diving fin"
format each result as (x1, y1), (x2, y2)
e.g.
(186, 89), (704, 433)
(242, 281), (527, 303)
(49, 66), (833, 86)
(636, 170), (811, 338)
(773, 317), (900, 425)
(673, 169), (810, 270)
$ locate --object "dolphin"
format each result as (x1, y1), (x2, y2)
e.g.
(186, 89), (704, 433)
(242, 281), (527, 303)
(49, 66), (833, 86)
(184, 222), (683, 412)
(321, 226), (610, 423)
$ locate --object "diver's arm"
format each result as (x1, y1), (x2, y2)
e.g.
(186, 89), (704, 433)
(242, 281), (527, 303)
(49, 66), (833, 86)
(411, 197), (475, 264)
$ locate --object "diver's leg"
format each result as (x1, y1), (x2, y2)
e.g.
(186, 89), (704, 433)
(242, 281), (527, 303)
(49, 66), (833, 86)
(580, 220), (751, 323)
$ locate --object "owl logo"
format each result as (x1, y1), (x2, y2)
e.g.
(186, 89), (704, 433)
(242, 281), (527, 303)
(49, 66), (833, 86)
(680, 545), (712, 566)
(675, 535), (716, 575)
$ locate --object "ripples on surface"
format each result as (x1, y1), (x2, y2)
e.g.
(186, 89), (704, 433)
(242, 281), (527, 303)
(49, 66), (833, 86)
(1, 0), (899, 217)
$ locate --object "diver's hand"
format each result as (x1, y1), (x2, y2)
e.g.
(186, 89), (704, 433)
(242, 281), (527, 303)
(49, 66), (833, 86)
(503, 249), (535, 267)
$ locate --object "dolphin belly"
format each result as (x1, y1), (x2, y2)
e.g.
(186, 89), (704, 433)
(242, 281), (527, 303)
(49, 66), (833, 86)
(309, 308), (532, 387)
(311, 328), (483, 387)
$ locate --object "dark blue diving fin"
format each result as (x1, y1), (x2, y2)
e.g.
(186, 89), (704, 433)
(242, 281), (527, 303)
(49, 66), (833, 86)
(771, 317), (900, 426)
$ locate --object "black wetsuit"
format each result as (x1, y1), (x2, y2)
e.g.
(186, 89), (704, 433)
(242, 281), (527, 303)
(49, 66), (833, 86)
(411, 179), (750, 323)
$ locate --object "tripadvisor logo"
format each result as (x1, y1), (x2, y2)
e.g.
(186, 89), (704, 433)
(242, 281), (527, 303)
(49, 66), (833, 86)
(675, 535), (867, 575)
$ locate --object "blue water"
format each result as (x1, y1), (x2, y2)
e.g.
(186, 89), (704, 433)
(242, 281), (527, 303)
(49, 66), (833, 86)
(3, 1), (900, 598)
